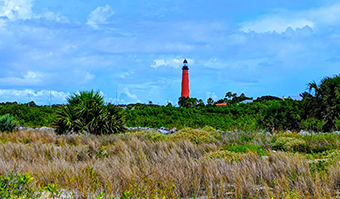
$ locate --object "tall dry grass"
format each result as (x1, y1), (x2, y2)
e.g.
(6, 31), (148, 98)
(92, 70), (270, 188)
(0, 129), (340, 198)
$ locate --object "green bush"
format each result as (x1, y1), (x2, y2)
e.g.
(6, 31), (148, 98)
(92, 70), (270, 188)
(304, 133), (338, 153)
(0, 171), (35, 198)
(0, 114), (18, 132)
(227, 144), (267, 156)
(257, 99), (302, 132)
(301, 118), (326, 132)
(272, 137), (307, 152)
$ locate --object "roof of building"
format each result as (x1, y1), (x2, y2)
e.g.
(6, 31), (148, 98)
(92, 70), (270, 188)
(215, 103), (228, 106)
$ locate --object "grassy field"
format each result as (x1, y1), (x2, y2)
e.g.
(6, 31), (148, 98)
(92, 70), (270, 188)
(1, 128), (340, 198)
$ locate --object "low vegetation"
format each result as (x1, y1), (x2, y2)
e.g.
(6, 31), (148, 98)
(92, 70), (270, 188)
(0, 128), (340, 198)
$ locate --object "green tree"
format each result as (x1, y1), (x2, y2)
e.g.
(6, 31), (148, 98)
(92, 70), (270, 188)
(302, 75), (340, 131)
(178, 97), (189, 107)
(224, 92), (253, 104)
(206, 98), (214, 105)
(257, 99), (302, 132)
(54, 90), (126, 135)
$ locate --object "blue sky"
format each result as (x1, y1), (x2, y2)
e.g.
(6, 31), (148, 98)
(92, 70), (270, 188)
(1, 0), (340, 105)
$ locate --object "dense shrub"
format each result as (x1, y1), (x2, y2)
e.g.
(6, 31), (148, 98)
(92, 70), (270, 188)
(0, 102), (58, 127)
(272, 132), (340, 153)
(55, 90), (126, 135)
(301, 118), (327, 132)
(272, 137), (307, 152)
(257, 99), (302, 132)
(304, 133), (339, 153)
(0, 114), (18, 132)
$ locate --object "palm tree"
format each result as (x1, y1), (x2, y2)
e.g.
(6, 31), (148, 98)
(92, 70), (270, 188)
(55, 90), (126, 135)
(207, 98), (214, 105)
(225, 92), (232, 99)
(303, 75), (340, 131)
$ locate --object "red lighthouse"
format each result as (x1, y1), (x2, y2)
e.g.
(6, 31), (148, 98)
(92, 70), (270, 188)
(181, 59), (189, 98)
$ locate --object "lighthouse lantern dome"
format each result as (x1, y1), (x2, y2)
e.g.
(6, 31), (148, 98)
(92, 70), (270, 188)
(182, 59), (189, 70)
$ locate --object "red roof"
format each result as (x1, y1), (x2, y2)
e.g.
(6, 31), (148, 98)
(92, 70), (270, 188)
(216, 103), (228, 106)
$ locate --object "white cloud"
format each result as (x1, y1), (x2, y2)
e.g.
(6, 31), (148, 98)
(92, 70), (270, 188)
(0, 71), (45, 86)
(151, 57), (194, 69)
(87, 4), (114, 29)
(241, 3), (340, 33)
(34, 8), (70, 23)
(205, 91), (218, 101)
(0, 0), (34, 20)
(0, 89), (70, 104)
(120, 87), (138, 100)
(117, 71), (134, 79)
(241, 16), (314, 33)
(0, 0), (69, 26)
(24, 71), (43, 79)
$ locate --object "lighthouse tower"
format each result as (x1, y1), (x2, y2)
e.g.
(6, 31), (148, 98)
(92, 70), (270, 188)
(181, 59), (189, 98)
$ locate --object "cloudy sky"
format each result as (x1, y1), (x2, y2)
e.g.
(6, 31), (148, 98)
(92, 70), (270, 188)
(1, 0), (340, 105)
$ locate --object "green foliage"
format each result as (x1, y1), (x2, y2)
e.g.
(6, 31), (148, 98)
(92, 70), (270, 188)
(227, 144), (267, 156)
(0, 102), (58, 128)
(41, 183), (60, 198)
(224, 92), (253, 104)
(253, 95), (282, 102)
(97, 191), (114, 199)
(82, 166), (102, 192)
(302, 75), (340, 131)
(0, 114), (18, 132)
(0, 171), (35, 198)
(55, 90), (126, 135)
(272, 132), (339, 153)
(309, 160), (329, 179)
(257, 99), (302, 132)
(229, 133), (256, 144)
(335, 118), (340, 130)
(301, 118), (326, 132)
(272, 137), (307, 152)
(125, 99), (303, 132)
(169, 126), (220, 144)
(326, 150), (340, 165)
(178, 97), (201, 108)
(304, 133), (338, 153)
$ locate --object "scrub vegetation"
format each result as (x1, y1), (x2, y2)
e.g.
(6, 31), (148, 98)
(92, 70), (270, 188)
(1, 75), (340, 198)
(1, 128), (340, 198)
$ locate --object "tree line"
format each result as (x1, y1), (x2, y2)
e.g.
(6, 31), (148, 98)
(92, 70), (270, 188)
(1, 75), (340, 133)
